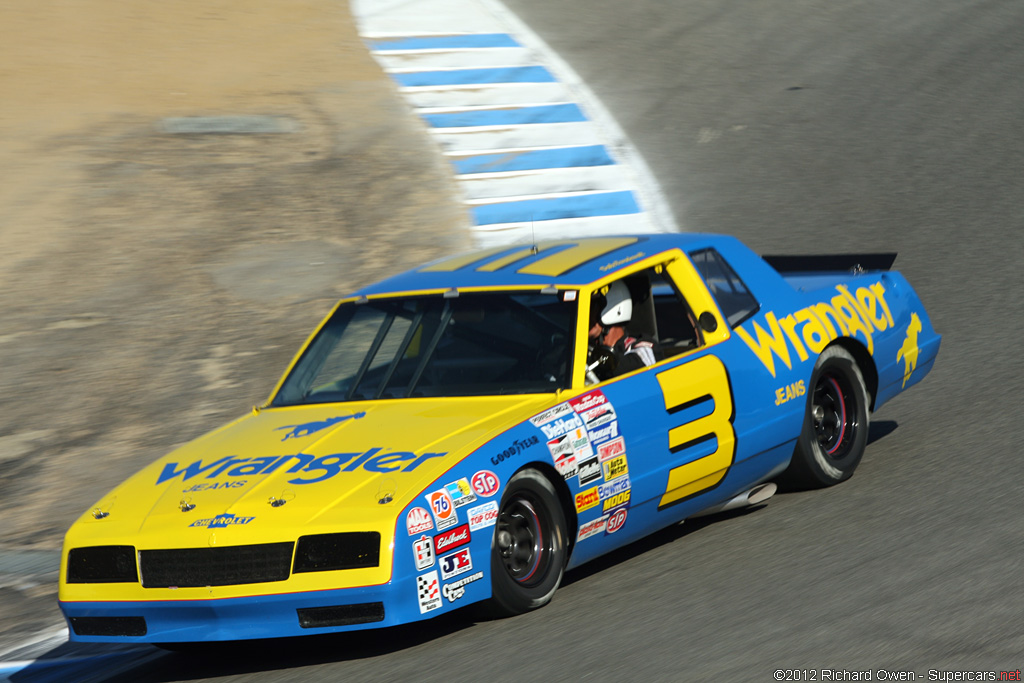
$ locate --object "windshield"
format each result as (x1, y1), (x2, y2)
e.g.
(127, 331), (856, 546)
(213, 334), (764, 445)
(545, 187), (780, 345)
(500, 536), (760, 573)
(272, 291), (578, 405)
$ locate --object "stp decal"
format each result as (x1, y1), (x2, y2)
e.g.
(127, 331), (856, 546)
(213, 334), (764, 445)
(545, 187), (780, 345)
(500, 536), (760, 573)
(426, 489), (457, 530)
(406, 507), (434, 535)
(413, 535), (435, 571)
(439, 548), (473, 580)
(606, 507), (628, 534)
(470, 470), (500, 497)
(417, 571), (442, 613)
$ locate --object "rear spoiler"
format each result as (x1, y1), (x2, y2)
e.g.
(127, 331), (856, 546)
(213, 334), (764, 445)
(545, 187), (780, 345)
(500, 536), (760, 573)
(761, 253), (897, 273)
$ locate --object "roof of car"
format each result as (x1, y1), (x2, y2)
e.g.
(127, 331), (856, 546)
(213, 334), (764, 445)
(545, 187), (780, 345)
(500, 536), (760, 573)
(354, 233), (733, 295)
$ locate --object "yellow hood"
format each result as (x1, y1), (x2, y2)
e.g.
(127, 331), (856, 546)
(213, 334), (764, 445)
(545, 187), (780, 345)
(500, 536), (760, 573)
(68, 395), (551, 550)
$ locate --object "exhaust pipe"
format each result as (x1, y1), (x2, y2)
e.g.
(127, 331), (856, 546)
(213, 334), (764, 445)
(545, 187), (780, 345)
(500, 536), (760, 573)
(690, 482), (777, 518)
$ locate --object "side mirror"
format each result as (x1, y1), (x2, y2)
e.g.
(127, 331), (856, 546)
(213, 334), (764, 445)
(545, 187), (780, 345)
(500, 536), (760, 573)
(698, 312), (718, 333)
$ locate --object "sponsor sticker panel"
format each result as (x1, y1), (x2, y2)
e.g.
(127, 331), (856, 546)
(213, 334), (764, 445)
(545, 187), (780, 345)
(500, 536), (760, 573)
(446, 478), (478, 508)
(602, 455), (628, 481)
(467, 500), (499, 531)
(442, 571), (485, 603)
(471, 470), (500, 497)
(414, 535), (435, 571)
(597, 436), (625, 462)
(575, 486), (600, 513)
(577, 456), (602, 486)
(606, 507), (628, 534)
(417, 570), (442, 613)
(407, 506), (434, 535)
(577, 515), (608, 541)
(439, 548), (474, 580)
(426, 488), (458, 530)
(435, 523), (472, 555)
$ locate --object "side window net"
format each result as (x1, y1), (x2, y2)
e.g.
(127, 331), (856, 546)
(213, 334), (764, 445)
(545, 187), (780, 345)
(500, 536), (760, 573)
(688, 248), (759, 327)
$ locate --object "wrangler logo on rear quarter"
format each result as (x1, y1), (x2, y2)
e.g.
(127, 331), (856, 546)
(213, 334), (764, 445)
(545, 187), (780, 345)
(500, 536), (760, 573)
(736, 281), (894, 377)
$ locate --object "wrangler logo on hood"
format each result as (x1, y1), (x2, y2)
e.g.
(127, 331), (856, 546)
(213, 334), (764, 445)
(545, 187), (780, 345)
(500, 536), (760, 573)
(157, 449), (447, 486)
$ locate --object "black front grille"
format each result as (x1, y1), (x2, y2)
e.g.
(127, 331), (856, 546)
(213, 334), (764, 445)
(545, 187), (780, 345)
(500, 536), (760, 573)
(297, 603), (385, 628)
(139, 542), (294, 588)
(293, 532), (380, 573)
(67, 546), (138, 583)
(70, 616), (147, 637)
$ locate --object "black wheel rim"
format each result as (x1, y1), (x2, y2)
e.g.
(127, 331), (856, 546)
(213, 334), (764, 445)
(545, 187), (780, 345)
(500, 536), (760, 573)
(812, 372), (858, 461)
(496, 494), (551, 587)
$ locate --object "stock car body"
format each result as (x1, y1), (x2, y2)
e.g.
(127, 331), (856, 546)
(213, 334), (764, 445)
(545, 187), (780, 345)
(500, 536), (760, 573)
(59, 234), (940, 643)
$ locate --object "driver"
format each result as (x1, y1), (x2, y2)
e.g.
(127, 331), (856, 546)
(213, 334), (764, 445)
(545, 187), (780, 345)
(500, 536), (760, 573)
(587, 281), (657, 383)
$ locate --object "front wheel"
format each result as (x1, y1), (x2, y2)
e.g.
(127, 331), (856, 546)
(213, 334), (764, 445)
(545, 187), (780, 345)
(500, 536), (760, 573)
(489, 469), (567, 616)
(780, 346), (870, 489)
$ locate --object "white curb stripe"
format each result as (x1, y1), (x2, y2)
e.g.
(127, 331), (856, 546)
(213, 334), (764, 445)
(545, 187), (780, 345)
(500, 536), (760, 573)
(352, 0), (679, 245)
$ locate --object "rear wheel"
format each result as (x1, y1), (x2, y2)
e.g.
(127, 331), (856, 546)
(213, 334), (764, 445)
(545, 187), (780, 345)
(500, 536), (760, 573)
(781, 346), (870, 489)
(489, 469), (567, 616)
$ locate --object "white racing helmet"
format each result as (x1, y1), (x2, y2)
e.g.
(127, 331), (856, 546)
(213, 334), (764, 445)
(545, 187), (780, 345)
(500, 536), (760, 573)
(600, 281), (632, 325)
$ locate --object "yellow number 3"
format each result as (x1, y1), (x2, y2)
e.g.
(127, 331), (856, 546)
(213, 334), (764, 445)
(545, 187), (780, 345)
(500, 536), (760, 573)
(656, 354), (737, 509)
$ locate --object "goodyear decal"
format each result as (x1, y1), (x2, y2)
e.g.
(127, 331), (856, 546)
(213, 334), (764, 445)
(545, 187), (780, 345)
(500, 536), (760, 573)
(897, 312), (922, 387)
(735, 281), (894, 377)
(157, 450), (447, 487)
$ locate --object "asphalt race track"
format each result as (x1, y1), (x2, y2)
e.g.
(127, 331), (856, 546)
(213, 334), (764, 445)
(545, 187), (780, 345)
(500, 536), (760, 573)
(36, 1), (1024, 681)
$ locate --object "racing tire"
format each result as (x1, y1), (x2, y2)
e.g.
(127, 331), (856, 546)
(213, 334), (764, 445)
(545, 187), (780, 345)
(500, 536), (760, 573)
(488, 469), (568, 616)
(780, 346), (870, 489)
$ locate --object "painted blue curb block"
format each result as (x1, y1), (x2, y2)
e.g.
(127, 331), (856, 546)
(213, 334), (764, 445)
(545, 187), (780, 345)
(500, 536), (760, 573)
(392, 65), (555, 87)
(368, 33), (520, 51)
(452, 145), (615, 174)
(423, 103), (587, 128)
(472, 190), (640, 224)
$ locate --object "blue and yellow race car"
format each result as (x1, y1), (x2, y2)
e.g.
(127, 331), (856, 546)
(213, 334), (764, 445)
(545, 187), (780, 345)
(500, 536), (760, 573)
(59, 234), (940, 643)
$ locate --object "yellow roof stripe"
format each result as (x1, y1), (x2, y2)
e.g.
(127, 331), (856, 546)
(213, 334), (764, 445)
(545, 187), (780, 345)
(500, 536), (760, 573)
(419, 246), (513, 272)
(517, 237), (640, 277)
(475, 241), (573, 272)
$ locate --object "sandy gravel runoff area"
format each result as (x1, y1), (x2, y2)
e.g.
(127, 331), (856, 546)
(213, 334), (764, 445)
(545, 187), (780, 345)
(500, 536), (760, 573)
(0, 0), (469, 646)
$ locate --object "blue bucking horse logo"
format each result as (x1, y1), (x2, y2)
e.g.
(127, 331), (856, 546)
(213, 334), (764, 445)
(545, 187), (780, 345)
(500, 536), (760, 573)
(275, 412), (366, 441)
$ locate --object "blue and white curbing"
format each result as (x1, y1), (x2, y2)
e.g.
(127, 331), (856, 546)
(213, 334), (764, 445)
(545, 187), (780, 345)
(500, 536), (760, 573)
(351, 0), (679, 246)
